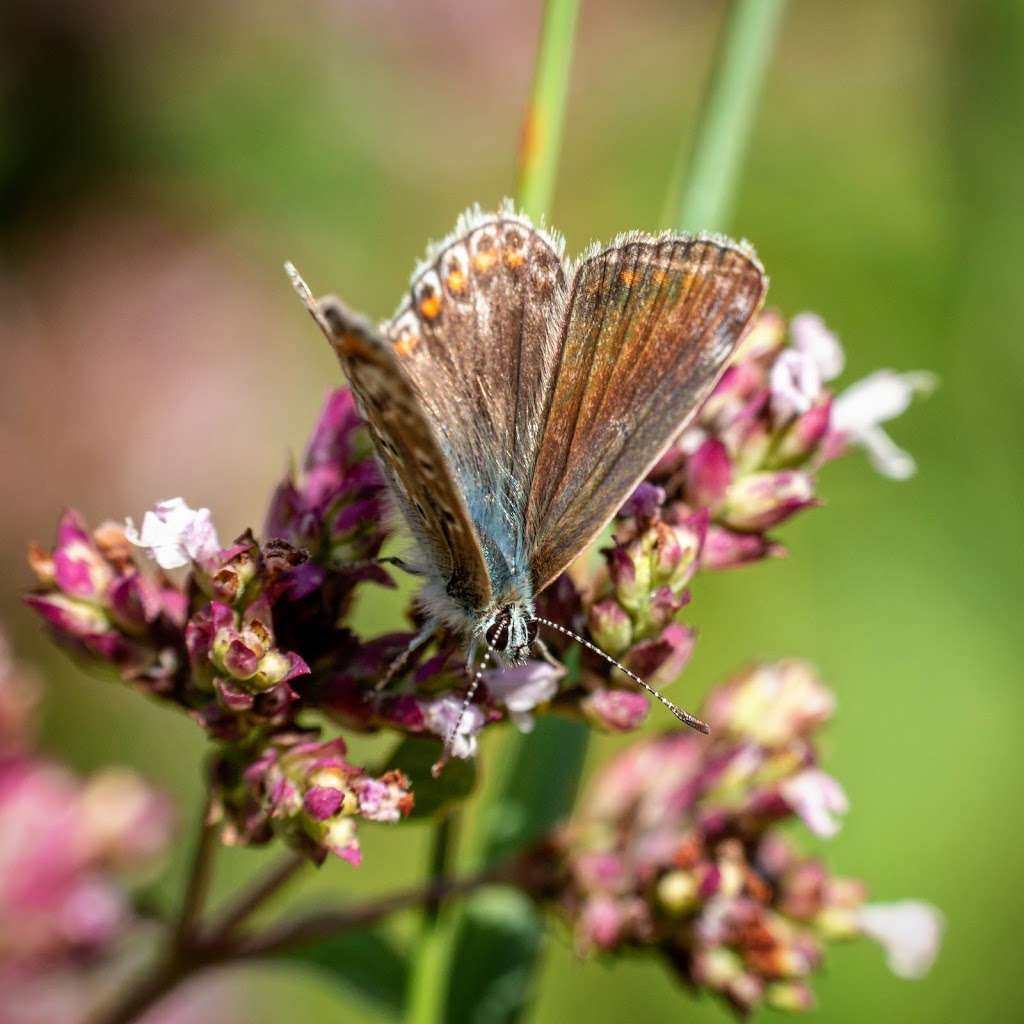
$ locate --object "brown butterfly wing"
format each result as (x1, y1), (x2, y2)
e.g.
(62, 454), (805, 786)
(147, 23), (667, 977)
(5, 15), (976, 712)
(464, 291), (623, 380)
(526, 234), (767, 592)
(382, 208), (568, 571)
(316, 297), (492, 615)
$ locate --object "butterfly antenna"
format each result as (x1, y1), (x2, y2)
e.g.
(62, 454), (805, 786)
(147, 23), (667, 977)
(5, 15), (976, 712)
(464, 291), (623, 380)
(532, 616), (710, 734)
(431, 646), (494, 778)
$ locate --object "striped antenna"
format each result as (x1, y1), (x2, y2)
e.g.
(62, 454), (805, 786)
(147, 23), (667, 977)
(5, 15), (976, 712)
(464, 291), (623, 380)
(533, 616), (710, 734)
(431, 646), (494, 778)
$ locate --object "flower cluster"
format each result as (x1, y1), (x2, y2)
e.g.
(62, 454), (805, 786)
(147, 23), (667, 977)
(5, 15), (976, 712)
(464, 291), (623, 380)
(24, 391), (413, 864)
(0, 627), (174, 1021)
(534, 661), (942, 1014)
(535, 310), (931, 731)
(662, 311), (933, 566)
(215, 734), (412, 866)
(24, 313), (931, 863)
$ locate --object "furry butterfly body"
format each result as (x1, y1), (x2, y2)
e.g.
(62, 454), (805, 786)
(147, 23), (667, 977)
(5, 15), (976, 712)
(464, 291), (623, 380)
(289, 203), (766, 735)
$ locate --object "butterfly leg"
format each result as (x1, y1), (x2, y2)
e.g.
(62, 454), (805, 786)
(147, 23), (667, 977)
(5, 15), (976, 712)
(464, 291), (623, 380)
(374, 622), (436, 691)
(336, 556), (424, 577)
(532, 636), (565, 671)
(379, 556), (424, 576)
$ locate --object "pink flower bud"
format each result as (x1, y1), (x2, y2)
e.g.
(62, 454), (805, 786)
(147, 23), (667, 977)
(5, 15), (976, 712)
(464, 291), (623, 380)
(771, 399), (832, 466)
(626, 622), (695, 685)
(687, 438), (732, 510)
(587, 599), (632, 655)
(608, 546), (643, 610)
(765, 981), (815, 1012)
(581, 688), (649, 732)
(720, 471), (816, 531)
(704, 661), (835, 745)
(304, 785), (345, 820)
(24, 593), (110, 639)
(51, 510), (113, 602)
(701, 525), (780, 570)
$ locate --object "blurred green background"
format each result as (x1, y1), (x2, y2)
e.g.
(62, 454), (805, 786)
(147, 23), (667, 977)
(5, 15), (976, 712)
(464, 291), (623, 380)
(2, 0), (1021, 1020)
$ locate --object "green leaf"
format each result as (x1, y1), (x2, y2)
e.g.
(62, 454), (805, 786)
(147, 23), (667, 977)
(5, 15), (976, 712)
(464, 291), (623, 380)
(282, 925), (408, 1016)
(446, 887), (546, 1024)
(479, 713), (589, 868)
(381, 736), (478, 819)
(443, 712), (589, 1024)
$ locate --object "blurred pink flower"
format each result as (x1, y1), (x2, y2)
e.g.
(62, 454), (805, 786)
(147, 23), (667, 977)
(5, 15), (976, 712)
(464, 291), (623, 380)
(780, 770), (849, 839)
(858, 900), (944, 979)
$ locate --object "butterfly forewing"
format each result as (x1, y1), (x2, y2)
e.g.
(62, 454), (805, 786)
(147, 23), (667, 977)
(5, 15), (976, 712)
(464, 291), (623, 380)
(315, 297), (493, 614)
(382, 209), (568, 597)
(525, 235), (766, 592)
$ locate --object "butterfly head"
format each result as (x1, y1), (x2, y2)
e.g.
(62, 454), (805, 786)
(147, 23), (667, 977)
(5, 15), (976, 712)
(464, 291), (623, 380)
(481, 602), (537, 664)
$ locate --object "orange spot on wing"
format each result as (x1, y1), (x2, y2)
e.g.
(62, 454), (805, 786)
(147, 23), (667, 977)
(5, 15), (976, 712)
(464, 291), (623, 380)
(446, 268), (467, 293)
(473, 250), (498, 272)
(652, 269), (668, 285)
(620, 269), (637, 286)
(419, 293), (442, 320)
(394, 334), (419, 357)
(504, 249), (525, 269)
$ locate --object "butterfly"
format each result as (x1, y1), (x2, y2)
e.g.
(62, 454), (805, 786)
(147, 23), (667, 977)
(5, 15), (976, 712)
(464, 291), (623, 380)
(287, 202), (766, 759)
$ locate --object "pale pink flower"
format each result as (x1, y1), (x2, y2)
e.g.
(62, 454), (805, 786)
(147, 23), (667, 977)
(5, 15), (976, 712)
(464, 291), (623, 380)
(770, 349), (824, 420)
(125, 497), (220, 569)
(780, 769), (849, 838)
(831, 370), (936, 480)
(858, 900), (944, 978)
(484, 661), (563, 732)
(770, 313), (844, 420)
(421, 696), (486, 759)
(791, 313), (845, 379)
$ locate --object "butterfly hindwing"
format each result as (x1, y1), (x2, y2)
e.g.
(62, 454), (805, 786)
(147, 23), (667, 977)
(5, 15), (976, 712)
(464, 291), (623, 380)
(382, 208), (568, 599)
(525, 234), (767, 592)
(315, 297), (493, 614)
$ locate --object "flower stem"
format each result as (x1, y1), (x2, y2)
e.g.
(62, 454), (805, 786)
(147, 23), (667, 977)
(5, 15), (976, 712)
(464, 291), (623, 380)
(663, 0), (787, 232)
(405, 812), (459, 1024)
(219, 859), (513, 960)
(91, 858), (512, 1024)
(89, 956), (191, 1024)
(171, 784), (218, 952)
(516, 0), (581, 221)
(201, 851), (307, 946)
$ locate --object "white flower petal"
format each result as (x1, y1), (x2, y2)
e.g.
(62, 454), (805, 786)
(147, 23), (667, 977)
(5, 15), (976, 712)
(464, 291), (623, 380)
(770, 349), (822, 420)
(125, 498), (220, 569)
(422, 696), (485, 760)
(831, 370), (935, 480)
(484, 660), (562, 714)
(858, 901), (944, 979)
(791, 312), (845, 380)
(859, 425), (918, 480)
(832, 370), (936, 434)
(780, 769), (849, 839)
(510, 710), (536, 733)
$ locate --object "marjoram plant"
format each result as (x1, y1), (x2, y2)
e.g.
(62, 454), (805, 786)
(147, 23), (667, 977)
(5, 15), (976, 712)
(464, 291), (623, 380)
(10, 307), (942, 1023)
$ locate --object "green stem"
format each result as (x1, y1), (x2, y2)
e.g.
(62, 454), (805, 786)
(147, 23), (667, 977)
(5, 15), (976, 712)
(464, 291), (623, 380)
(405, 813), (459, 1024)
(515, 0), (581, 221)
(664, 0), (787, 232)
(403, 7), (583, 1020)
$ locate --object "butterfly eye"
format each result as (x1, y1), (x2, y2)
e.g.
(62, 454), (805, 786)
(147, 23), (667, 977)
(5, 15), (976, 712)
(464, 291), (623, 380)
(526, 620), (538, 645)
(485, 615), (510, 651)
